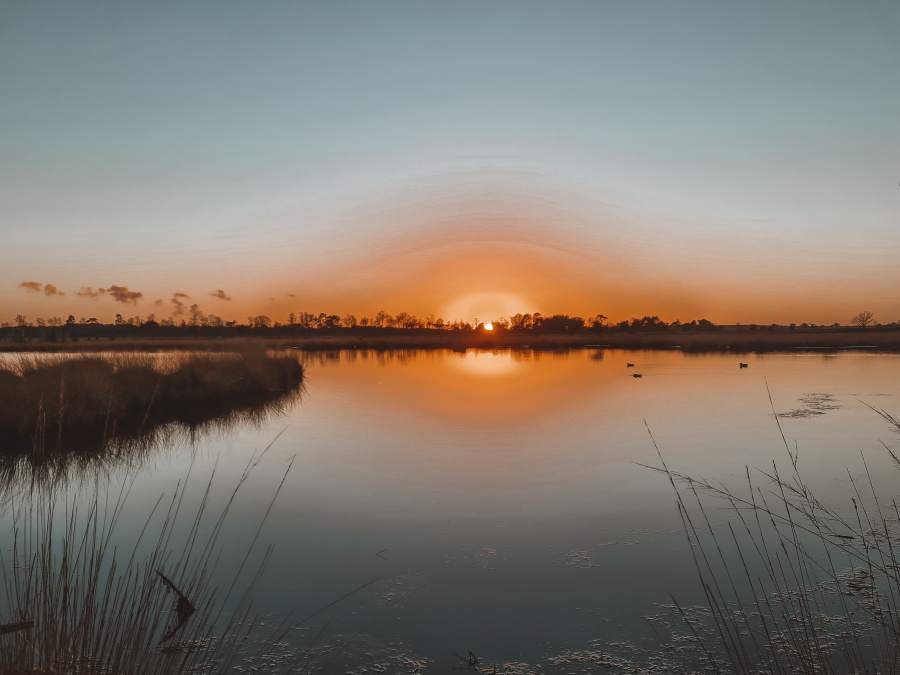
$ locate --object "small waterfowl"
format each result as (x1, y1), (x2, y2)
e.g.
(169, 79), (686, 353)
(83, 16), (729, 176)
(739, 363), (748, 369)
(626, 363), (635, 368)
(632, 373), (642, 378)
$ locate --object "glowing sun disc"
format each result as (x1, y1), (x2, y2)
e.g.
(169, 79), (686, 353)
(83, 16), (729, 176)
(484, 322), (493, 330)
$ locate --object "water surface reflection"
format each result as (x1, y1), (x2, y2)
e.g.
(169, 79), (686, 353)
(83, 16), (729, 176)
(5, 348), (900, 671)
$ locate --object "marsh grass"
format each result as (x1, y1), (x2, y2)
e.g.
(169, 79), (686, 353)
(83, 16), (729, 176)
(0, 351), (304, 458)
(647, 401), (900, 674)
(0, 442), (306, 674)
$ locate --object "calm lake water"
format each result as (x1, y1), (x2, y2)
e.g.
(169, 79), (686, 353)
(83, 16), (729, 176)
(6, 348), (900, 672)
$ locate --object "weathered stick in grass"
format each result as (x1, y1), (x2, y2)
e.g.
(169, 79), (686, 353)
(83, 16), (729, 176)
(0, 620), (34, 635)
(155, 570), (196, 644)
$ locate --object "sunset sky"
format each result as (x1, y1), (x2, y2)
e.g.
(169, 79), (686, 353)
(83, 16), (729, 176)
(2, 1), (898, 326)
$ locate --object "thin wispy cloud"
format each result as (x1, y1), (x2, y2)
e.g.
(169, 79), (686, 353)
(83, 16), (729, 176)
(75, 286), (104, 299)
(19, 281), (43, 292)
(106, 285), (143, 304)
(210, 289), (232, 301)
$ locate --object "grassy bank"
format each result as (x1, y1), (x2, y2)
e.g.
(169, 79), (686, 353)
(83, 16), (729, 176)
(4, 327), (900, 354)
(0, 351), (304, 457)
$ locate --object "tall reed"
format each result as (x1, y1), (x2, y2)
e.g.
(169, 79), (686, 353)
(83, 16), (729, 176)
(0, 442), (302, 674)
(648, 402), (900, 674)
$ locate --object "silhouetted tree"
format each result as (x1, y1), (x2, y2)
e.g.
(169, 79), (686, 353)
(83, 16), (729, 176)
(374, 310), (391, 328)
(296, 312), (316, 328)
(590, 314), (608, 329)
(851, 310), (875, 328)
(536, 314), (585, 332)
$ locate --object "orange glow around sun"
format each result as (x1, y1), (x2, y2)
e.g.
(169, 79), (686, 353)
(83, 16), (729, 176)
(484, 322), (493, 330)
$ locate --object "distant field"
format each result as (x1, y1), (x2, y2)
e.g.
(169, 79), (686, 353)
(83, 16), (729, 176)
(2, 327), (900, 353)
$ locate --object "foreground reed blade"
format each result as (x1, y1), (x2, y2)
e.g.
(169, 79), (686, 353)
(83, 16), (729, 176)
(643, 403), (900, 675)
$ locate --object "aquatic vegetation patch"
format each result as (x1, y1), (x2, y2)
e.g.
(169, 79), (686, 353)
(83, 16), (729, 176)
(777, 392), (841, 418)
(561, 550), (601, 570)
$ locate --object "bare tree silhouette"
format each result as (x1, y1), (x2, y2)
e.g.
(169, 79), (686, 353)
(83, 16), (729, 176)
(851, 310), (875, 328)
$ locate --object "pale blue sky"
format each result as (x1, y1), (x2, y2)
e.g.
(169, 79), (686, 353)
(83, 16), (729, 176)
(2, 0), (898, 323)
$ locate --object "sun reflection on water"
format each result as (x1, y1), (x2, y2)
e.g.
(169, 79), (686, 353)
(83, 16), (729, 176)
(451, 349), (517, 377)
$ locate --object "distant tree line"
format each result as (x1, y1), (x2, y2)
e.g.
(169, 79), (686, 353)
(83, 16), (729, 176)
(0, 309), (888, 341)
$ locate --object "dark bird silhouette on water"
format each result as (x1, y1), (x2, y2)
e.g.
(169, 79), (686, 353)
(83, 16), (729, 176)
(739, 363), (748, 369)
(632, 373), (643, 378)
(626, 363), (635, 368)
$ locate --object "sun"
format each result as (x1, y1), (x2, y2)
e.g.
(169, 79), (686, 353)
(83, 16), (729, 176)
(444, 292), (530, 326)
(483, 322), (493, 331)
